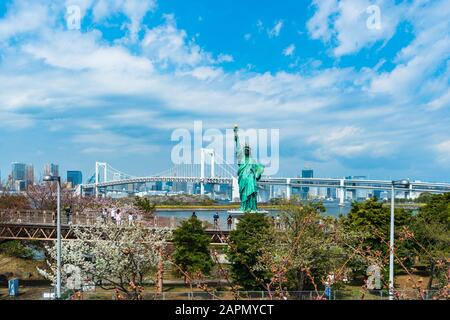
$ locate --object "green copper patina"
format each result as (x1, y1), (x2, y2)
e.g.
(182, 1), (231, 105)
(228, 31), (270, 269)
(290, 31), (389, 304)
(234, 125), (265, 212)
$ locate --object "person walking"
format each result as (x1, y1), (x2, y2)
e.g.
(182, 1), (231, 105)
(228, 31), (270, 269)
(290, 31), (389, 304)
(227, 214), (233, 230)
(213, 212), (220, 229)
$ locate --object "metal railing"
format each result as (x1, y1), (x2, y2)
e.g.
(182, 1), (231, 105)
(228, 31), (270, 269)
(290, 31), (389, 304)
(74, 289), (448, 300)
(0, 210), (183, 228)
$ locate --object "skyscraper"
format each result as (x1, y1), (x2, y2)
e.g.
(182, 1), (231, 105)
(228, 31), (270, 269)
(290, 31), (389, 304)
(12, 162), (26, 182)
(11, 162), (27, 191)
(44, 163), (59, 177)
(67, 171), (83, 187)
(26, 164), (34, 186)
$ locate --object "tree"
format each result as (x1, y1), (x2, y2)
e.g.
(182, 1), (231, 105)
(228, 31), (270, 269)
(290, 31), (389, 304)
(134, 197), (156, 216)
(172, 217), (213, 282)
(411, 193), (450, 290)
(227, 212), (273, 290)
(252, 201), (359, 298)
(341, 198), (415, 277)
(0, 240), (34, 259)
(0, 193), (30, 210)
(38, 222), (171, 299)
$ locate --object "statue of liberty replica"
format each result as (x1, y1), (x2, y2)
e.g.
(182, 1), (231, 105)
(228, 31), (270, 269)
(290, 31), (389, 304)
(234, 125), (265, 212)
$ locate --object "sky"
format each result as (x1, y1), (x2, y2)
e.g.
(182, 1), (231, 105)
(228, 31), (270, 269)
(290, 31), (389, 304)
(0, 0), (449, 182)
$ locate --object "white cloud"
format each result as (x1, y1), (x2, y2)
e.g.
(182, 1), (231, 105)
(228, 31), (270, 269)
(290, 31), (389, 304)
(435, 140), (450, 164)
(141, 14), (212, 68)
(22, 29), (153, 72)
(216, 53), (234, 63)
(306, 126), (392, 160)
(73, 131), (159, 155)
(307, 0), (403, 57)
(268, 20), (283, 38)
(369, 0), (450, 100)
(283, 44), (296, 57)
(0, 1), (51, 41)
(307, 0), (338, 42)
(91, 0), (157, 41)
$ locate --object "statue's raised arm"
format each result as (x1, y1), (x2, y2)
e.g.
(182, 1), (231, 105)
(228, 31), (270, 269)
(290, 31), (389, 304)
(234, 125), (243, 164)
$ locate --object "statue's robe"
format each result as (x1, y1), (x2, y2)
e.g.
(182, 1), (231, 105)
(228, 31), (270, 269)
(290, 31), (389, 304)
(235, 138), (265, 212)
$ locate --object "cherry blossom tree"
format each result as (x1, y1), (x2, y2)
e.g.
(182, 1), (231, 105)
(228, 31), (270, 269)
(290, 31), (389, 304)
(38, 221), (171, 299)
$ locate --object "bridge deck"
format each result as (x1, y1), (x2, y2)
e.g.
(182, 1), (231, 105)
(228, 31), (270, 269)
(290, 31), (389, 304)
(0, 210), (230, 244)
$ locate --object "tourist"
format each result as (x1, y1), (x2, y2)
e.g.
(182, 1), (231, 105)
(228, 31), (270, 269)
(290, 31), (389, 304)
(110, 207), (116, 223)
(101, 208), (107, 223)
(128, 211), (134, 225)
(213, 212), (220, 229)
(227, 215), (233, 230)
(192, 212), (197, 219)
(65, 206), (72, 224)
(275, 215), (281, 229)
(116, 209), (122, 226)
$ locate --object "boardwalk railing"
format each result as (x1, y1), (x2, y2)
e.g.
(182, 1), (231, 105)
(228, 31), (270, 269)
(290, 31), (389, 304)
(0, 210), (183, 228)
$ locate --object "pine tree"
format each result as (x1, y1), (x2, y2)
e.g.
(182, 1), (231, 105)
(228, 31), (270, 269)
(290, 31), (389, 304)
(172, 217), (213, 281)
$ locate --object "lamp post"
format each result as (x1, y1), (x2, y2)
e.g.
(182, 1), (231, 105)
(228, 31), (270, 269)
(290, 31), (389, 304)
(43, 175), (61, 299)
(389, 179), (410, 300)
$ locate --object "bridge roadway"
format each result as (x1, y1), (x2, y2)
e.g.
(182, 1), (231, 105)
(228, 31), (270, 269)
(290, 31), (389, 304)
(81, 176), (450, 194)
(0, 211), (229, 244)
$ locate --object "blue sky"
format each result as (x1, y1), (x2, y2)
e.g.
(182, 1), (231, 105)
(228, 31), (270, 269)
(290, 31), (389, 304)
(0, 0), (449, 182)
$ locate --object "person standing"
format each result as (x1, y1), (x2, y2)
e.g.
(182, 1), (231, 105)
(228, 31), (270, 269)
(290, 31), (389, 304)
(101, 208), (107, 223)
(65, 206), (72, 225)
(192, 212), (197, 219)
(116, 209), (122, 226)
(275, 215), (281, 229)
(213, 212), (220, 229)
(128, 211), (133, 225)
(227, 214), (233, 230)
(110, 207), (116, 223)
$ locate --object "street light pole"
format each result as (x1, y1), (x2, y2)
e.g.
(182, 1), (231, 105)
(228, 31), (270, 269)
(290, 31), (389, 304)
(56, 177), (61, 299)
(389, 179), (410, 300)
(44, 175), (62, 299)
(389, 182), (395, 300)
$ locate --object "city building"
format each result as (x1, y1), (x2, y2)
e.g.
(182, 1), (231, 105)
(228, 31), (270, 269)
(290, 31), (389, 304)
(44, 163), (59, 177)
(11, 162), (27, 191)
(67, 171), (83, 187)
(26, 164), (34, 186)
(11, 162), (26, 182)
(301, 168), (314, 199)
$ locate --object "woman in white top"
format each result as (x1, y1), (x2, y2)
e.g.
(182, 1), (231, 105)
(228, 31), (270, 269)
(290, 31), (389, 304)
(128, 212), (133, 225)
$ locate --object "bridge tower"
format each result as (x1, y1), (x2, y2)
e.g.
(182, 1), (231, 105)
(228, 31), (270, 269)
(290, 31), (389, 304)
(286, 178), (292, 200)
(338, 178), (345, 206)
(200, 148), (215, 195)
(95, 162), (107, 198)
